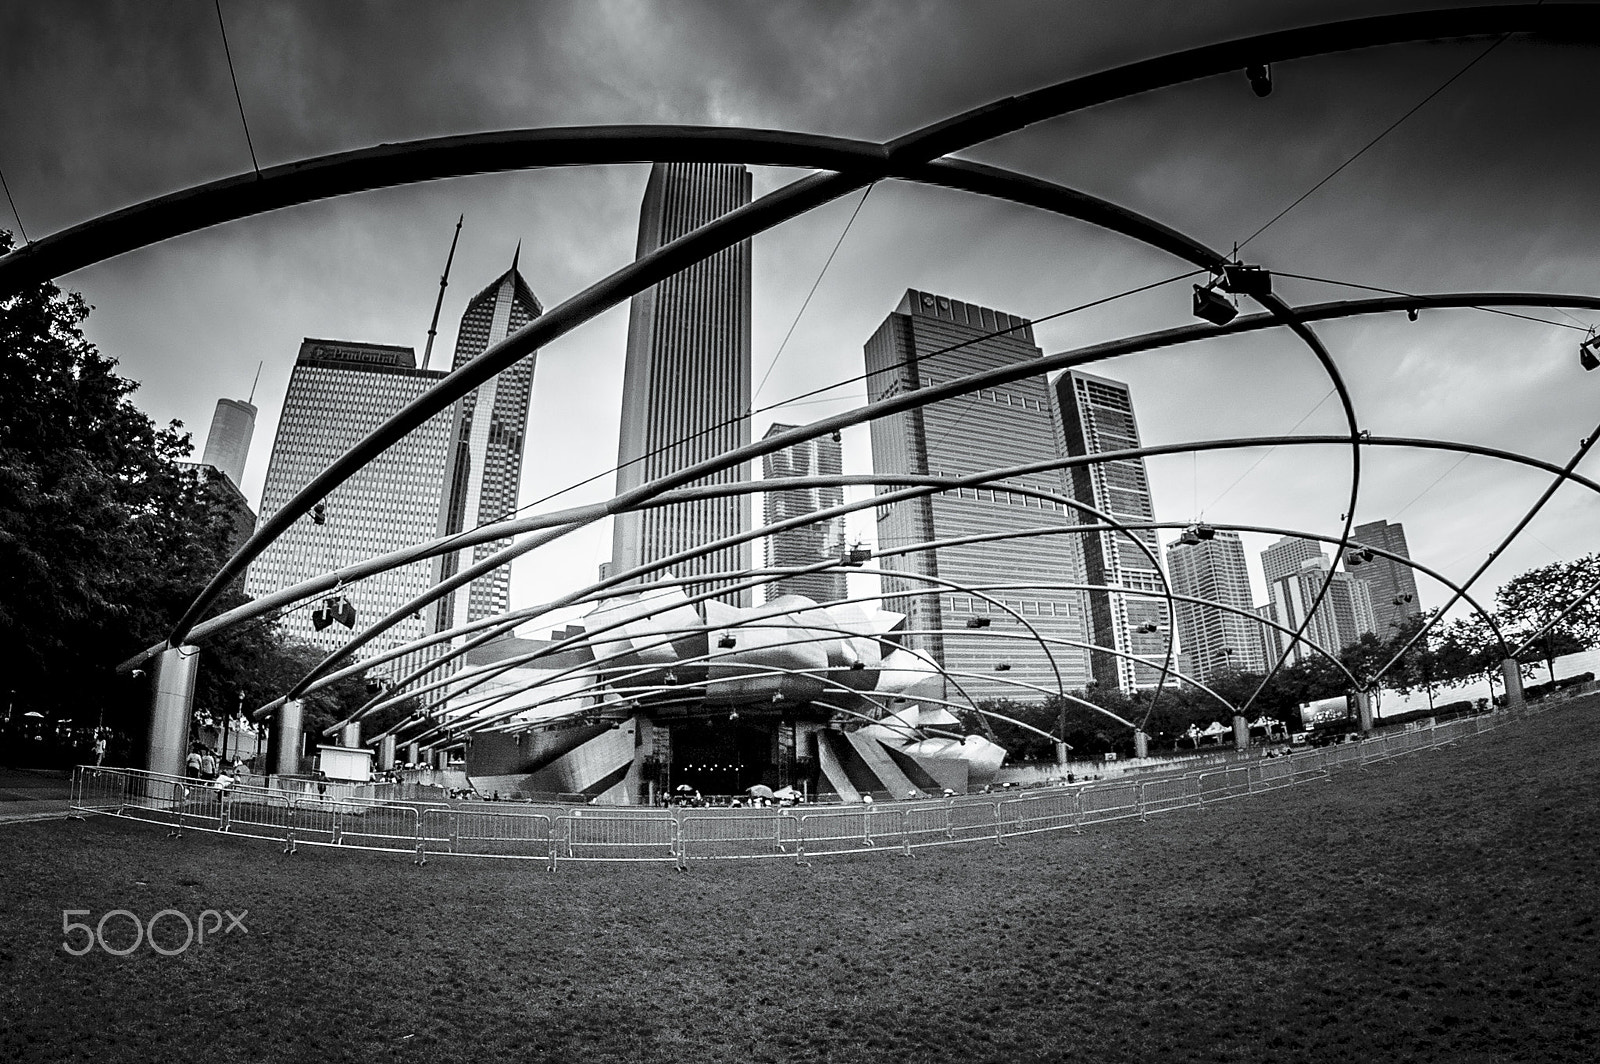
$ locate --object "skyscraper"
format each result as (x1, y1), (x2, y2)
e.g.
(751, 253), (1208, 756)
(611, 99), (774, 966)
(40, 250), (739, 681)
(1346, 519), (1423, 633)
(200, 397), (256, 490)
(612, 162), (753, 605)
(432, 254), (543, 634)
(1056, 370), (1171, 691)
(1166, 530), (1267, 683)
(865, 289), (1091, 702)
(1260, 535), (1326, 585)
(760, 423), (846, 604)
(1265, 552), (1377, 664)
(246, 340), (452, 671)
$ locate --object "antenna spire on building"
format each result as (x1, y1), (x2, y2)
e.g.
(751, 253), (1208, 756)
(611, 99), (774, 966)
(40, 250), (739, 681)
(421, 214), (464, 371)
(511, 239), (521, 274)
(247, 360), (263, 405)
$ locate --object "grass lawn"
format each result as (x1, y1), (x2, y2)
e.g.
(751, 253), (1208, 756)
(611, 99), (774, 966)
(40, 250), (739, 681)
(1, 701), (1596, 1064)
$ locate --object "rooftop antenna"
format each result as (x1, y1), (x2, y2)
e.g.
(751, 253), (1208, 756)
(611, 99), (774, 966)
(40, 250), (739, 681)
(247, 360), (263, 405)
(422, 214), (464, 371)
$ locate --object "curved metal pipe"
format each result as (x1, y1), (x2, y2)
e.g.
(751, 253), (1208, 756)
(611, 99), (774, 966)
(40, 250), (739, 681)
(257, 428), (1586, 717)
(118, 291), (1600, 673)
(82, 4), (1587, 646)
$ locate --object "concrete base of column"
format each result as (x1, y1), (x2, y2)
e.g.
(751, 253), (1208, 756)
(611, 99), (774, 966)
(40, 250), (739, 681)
(1133, 731), (1149, 759)
(406, 742), (420, 766)
(1501, 657), (1525, 710)
(1232, 715), (1249, 752)
(338, 721), (361, 749)
(1355, 688), (1375, 732)
(1054, 741), (1069, 766)
(145, 645), (199, 778)
(268, 699), (305, 777)
(378, 735), (396, 771)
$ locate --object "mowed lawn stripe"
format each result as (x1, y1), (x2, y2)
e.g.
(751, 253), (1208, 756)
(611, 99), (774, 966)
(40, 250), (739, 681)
(0, 699), (1594, 1063)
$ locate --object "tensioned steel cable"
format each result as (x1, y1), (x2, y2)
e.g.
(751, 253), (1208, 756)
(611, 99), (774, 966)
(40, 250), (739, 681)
(1236, 27), (1521, 252)
(0, 167), (27, 244)
(751, 181), (875, 401)
(146, 290), (1600, 678)
(213, 0), (261, 179)
(1273, 271), (1592, 332)
(246, 264), (1209, 648)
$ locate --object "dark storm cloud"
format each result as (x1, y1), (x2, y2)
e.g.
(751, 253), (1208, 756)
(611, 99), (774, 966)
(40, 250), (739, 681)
(3, 0), (1596, 612)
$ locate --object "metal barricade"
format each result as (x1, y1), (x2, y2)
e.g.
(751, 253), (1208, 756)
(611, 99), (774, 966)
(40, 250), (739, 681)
(1002, 792), (1079, 837)
(1195, 766), (1248, 802)
(1250, 758), (1293, 793)
(422, 808), (552, 860)
(1138, 775), (1195, 817)
(59, 688), (1553, 863)
(337, 803), (423, 852)
(117, 772), (191, 830)
(901, 801), (962, 848)
(791, 809), (876, 859)
(69, 766), (129, 816)
(554, 813), (678, 864)
(1078, 781), (1139, 825)
(678, 811), (795, 861)
(946, 799), (1004, 843)
(225, 785), (304, 843)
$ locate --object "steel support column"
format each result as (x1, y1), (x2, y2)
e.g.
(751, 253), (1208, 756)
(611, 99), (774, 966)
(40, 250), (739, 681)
(145, 645), (198, 778)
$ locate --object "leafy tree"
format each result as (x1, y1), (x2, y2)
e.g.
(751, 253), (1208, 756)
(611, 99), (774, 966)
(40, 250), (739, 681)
(1497, 554), (1600, 682)
(0, 229), (263, 756)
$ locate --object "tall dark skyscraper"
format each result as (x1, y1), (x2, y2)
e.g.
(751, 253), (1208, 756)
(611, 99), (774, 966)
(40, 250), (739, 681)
(433, 254), (543, 634)
(761, 423), (846, 604)
(1346, 519), (1423, 633)
(611, 163), (754, 605)
(865, 289), (1091, 702)
(1056, 370), (1171, 691)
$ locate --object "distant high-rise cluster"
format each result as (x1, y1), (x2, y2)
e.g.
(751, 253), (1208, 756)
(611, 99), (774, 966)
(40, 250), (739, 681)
(611, 162), (754, 606)
(1166, 530), (1265, 683)
(248, 251), (542, 684)
(761, 423), (846, 604)
(864, 289), (1092, 701)
(1257, 535), (1377, 665)
(1057, 370), (1171, 691)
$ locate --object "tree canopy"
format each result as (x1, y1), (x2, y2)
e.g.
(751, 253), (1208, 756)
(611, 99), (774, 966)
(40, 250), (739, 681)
(0, 229), (369, 753)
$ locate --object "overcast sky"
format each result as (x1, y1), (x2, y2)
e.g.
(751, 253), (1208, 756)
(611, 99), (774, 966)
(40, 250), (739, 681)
(3, 0), (1597, 631)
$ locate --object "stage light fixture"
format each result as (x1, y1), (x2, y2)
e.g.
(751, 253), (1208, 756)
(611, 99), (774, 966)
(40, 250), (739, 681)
(1220, 262), (1272, 298)
(1193, 284), (1238, 326)
(965, 616), (991, 629)
(1245, 63), (1272, 97)
(1581, 333), (1600, 371)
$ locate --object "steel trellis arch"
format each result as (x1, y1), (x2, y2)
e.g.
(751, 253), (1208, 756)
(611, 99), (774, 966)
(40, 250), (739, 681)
(22, 4), (1574, 649)
(250, 426), (1594, 721)
(118, 290), (1600, 674)
(302, 427), (1580, 710)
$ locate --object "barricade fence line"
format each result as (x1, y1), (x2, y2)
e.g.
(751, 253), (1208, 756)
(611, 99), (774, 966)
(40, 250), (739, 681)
(65, 706), (1551, 865)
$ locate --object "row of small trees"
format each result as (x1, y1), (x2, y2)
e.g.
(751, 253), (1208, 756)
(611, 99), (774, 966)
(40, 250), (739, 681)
(976, 553), (1600, 760)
